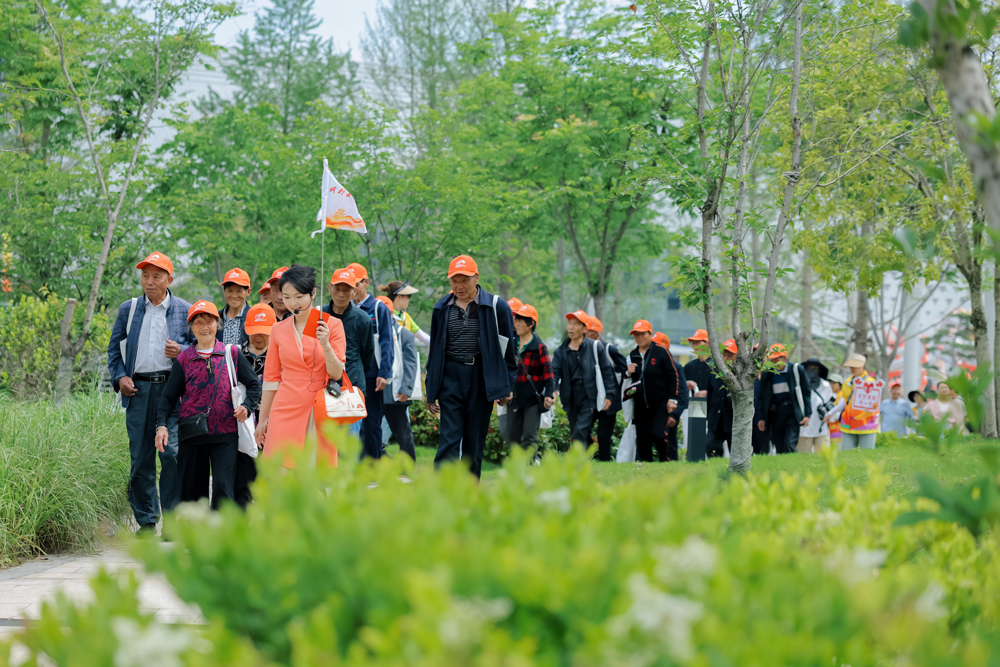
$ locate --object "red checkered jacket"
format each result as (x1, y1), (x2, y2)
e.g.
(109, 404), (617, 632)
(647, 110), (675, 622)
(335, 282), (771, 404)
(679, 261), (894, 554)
(513, 333), (555, 409)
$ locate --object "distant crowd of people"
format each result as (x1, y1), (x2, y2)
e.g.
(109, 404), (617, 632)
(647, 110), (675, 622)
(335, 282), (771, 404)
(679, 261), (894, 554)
(106, 250), (964, 535)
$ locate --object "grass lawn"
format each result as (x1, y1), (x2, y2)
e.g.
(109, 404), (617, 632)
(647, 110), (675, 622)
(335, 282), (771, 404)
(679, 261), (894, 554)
(390, 436), (991, 504)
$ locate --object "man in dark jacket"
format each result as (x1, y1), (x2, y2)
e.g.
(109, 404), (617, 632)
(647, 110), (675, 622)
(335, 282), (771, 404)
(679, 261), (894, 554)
(655, 333), (689, 462)
(586, 317), (628, 461)
(755, 343), (811, 454)
(322, 268), (375, 421)
(348, 262), (395, 460)
(705, 339), (737, 458)
(425, 255), (518, 479)
(552, 310), (616, 448)
(107, 251), (194, 536)
(625, 320), (679, 462)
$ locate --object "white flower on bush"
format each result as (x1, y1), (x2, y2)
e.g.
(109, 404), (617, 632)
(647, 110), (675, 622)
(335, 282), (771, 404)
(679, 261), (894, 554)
(816, 510), (842, 529)
(537, 487), (571, 514)
(173, 499), (222, 528)
(654, 536), (717, 590)
(610, 573), (703, 662)
(112, 617), (192, 667)
(915, 581), (948, 621)
(824, 548), (887, 585)
(438, 597), (514, 648)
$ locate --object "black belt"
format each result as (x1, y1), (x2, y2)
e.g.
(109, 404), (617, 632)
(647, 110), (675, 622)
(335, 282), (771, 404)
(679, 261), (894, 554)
(134, 371), (170, 383)
(447, 354), (481, 365)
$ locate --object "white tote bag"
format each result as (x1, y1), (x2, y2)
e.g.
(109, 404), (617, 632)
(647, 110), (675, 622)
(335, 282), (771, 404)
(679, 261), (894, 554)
(616, 423), (637, 462)
(593, 339), (607, 412)
(225, 345), (258, 458)
(324, 383), (368, 421)
(491, 295), (509, 357)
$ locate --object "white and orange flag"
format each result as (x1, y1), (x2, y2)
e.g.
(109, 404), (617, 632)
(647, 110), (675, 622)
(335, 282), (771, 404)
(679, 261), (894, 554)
(311, 158), (366, 238)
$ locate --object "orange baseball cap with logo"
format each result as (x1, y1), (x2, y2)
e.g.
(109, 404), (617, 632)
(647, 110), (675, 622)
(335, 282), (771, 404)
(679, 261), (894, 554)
(687, 329), (709, 343)
(136, 251), (173, 276)
(258, 281), (272, 295)
(588, 317), (604, 333)
(723, 339), (738, 354)
(448, 255), (478, 277)
(654, 332), (670, 349)
(516, 304), (539, 323)
(768, 343), (788, 360)
(330, 268), (358, 287)
(508, 297), (523, 312)
(630, 319), (653, 335)
(266, 266), (289, 287)
(376, 295), (394, 311)
(347, 262), (369, 282)
(244, 303), (276, 335)
(220, 267), (250, 288)
(187, 300), (220, 322)
(566, 310), (591, 327)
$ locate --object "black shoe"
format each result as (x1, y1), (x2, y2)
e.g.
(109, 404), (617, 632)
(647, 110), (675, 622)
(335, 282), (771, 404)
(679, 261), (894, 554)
(135, 524), (157, 539)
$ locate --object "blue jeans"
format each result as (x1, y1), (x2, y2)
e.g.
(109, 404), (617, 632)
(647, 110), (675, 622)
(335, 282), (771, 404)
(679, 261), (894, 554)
(124, 378), (179, 526)
(841, 432), (876, 450)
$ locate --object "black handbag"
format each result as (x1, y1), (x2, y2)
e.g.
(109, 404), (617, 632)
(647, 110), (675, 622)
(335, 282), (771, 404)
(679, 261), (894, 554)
(177, 357), (220, 443)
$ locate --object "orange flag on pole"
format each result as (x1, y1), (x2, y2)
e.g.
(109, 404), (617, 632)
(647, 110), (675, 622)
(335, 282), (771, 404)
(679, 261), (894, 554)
(312, 158), (366, 237)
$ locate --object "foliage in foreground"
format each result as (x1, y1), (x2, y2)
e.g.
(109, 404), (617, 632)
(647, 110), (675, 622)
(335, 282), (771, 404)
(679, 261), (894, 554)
(4, 442), (1000, 665)
(0, 393), (129, 567)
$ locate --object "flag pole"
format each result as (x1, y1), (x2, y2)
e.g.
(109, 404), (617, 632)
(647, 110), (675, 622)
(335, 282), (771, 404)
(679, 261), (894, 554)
(320, 229), (325, 306)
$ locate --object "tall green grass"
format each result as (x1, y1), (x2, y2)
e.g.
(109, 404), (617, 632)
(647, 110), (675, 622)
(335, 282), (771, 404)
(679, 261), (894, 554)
(0, 392), (130, 567)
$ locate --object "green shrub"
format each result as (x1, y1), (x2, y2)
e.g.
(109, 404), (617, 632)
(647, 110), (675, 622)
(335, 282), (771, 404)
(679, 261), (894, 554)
(5, 443), (1000, 665)
(0, 392), (130, 567)
(0, 295), (111, 400)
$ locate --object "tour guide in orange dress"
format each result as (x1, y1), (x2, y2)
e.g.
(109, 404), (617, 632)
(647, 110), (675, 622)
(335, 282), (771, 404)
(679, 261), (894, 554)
(254, 265), (347, 467)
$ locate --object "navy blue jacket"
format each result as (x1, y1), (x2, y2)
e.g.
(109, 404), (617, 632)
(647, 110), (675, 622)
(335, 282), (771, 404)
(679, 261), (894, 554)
(671, 359), (689, 417)
(425, 286), (518, 403)
(107, 291), (195, 408)
(357, 294), (395, 381)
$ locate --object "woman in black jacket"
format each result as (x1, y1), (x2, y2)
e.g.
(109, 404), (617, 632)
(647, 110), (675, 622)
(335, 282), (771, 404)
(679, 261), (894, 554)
(625, 320), (679, 462)
(551, 311), (616, 448)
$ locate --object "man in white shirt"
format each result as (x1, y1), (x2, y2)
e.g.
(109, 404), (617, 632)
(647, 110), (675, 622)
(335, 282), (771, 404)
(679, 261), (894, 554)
(107, 252), (194, 537)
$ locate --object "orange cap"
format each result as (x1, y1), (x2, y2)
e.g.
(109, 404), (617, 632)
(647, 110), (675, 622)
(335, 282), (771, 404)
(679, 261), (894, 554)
(187, 300), (220, 322)
(687, 329), (709, 343)
(629, 319), (653, 335)
(508, 298), (523, 312)
(653, 332), (670, 349)
(566, 310), (591, 327)
(257, 281), (271, 295)
(723, 339), (738, 354)
(589, 317), (603, 333)
(376, 295), (394, 311)
(266, 266), (289, 286)
(347, 262), (369, 282)
(448, 255), (478, 277)
(768, 343), (787, 360)
(136, 251), (173, 276)
(220, 267), (250, 288)
(244, 303), (276, 335)
(330, 268), (358, 287)
(516, 304), (539, 323)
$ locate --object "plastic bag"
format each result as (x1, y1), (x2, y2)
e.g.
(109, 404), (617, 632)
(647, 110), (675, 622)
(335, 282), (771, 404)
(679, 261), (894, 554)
(616, 423), (636, 463)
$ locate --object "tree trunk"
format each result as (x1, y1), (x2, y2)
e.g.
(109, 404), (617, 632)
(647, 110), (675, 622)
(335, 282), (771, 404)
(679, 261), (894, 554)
(497, 252), (511, 301)
(593, 291), (605, 322)
(968, 272), (997, 436)
(994, 267), (1000, 435)
(54, 298), (79, 407)
(557, 237), (566, 318)
(853, 288), (870, 360)
(728, 387), (755, 474)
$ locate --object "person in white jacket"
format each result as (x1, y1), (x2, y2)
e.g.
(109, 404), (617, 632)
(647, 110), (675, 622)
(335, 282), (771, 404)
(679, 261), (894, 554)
(798, 358), (834, 453)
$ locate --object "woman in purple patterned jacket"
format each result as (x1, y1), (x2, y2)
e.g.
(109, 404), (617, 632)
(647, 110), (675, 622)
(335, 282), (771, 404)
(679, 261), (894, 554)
(155, 301), (260, 509)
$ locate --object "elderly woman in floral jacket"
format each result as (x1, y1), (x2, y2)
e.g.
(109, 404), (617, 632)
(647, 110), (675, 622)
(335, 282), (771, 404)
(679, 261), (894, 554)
(156, 301), (260, 509)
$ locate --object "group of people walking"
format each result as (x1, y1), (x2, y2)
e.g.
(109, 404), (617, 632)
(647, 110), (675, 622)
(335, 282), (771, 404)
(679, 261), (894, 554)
(108, 250), (955, 537)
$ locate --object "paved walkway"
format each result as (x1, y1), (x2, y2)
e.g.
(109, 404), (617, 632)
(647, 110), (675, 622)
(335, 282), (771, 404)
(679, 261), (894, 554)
(0, 544), (202, 635)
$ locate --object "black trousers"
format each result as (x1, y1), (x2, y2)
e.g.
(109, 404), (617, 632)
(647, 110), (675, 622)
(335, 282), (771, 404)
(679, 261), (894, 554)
(752, 422), (771, 455)
(435, 360), (492, 479)
(177, 439), (237, 509)
(360, 376), (385, 460)
(595, 410), (617, 461)
(508, 403), (542, 450)
(233, 452), (257, 508)
(770, 401), (800, 454)
(385, 404), (416, 461)
(566, 389), (596, 448)
(635, 403), (672, 462)
(665, 419), (680, 462)
(706, 427), (729, 458)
